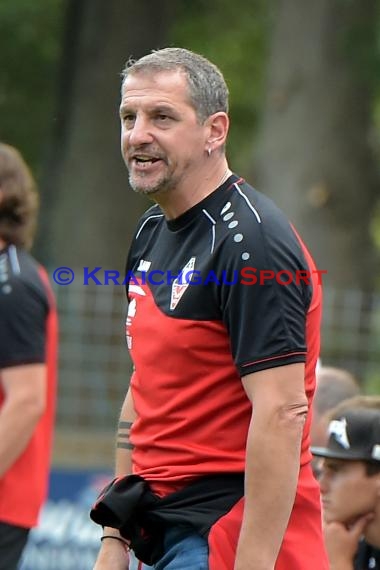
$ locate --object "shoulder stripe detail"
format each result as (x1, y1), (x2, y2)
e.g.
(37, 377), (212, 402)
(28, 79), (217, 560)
(8, 245), (21, 275)
(136, 214), (164, 240)
(202, 209), (216, 254)
(233, 183), (262, 223)
(241, 351), (307, 368)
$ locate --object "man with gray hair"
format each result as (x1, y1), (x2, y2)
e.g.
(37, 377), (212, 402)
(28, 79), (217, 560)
(91, 47), (328, 570)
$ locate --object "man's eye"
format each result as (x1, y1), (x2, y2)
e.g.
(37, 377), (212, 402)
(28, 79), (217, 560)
(123, 114), (135, 123)
(157, 114), (170, 121)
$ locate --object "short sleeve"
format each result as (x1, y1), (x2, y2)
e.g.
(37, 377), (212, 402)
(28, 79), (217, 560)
(0, 277), (48, 368)
(219, 208), (312, 377)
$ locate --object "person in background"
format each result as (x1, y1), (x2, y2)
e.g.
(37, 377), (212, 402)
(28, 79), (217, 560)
(313, 395), (380, 569)
(91, 47), (328, 570)
(311, 366), (360, 477)
(0, 143), (58, 570)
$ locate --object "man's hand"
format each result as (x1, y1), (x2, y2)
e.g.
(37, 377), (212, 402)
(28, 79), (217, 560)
(323, 513), (374, 570)
(93, 536), (130, 570)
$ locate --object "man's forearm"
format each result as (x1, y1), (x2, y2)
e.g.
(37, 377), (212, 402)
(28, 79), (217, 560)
(0, 364), (46, 478)
(101, 418), (134, 540)
(115, 387), (136, 476)
(0, 399), (42, 477)
(235, 413), (305, 570)
(115, 419), (134, 476)
(95, 388), (136, 568)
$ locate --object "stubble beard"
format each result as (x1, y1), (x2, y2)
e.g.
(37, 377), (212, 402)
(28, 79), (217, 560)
(128, 170), (176, 196)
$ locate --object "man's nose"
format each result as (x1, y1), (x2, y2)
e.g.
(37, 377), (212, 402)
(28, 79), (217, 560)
(128, 116), (154, 147)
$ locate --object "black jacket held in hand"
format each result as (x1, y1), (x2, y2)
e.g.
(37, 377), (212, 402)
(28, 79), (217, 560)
(90, 473), (244, 566)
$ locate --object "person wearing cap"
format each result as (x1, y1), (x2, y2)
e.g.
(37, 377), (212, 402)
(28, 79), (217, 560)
(310, 366), (360, 478)
(312, 395), (380, 570)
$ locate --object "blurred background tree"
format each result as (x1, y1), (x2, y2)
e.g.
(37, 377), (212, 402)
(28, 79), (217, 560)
(1, 0), (378, 284)
(36, 0), (183, 269)
(0, 0), (63, 169)
(253, 0), (380, 291)
(0, 0), (379, 399)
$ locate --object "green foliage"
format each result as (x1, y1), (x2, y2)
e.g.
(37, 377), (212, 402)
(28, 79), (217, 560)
(366, 371), (380, 395)
(171, 0), (272, 174)
(0, 0), (64, 173)
(341, 0), (380, 97)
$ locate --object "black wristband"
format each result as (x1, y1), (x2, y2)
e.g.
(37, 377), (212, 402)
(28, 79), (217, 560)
(100, 535), (130, 550)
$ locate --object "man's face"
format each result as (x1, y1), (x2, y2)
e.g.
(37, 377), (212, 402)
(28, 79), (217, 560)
(319, 458), (378, 525)
(119, 69), (209, 196)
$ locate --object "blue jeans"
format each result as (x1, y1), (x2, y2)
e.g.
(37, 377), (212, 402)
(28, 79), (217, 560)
(130, 526), (209, 570)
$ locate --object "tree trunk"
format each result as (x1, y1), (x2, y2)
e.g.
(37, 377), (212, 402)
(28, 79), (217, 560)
(253, 0), (379, 290)
(37, 0), (179, 271)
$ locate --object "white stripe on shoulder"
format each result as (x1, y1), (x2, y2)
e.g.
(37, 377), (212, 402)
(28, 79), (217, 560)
(234, 183), (262, 224)
(8, 244), (21, 274)
(202, 209), (216, 254)
(136, 214), (164, 239)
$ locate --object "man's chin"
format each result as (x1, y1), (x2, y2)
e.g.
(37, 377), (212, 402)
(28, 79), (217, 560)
(129, 175), (167, 195)
(131, 180), (172, 197)
(133, 185), (162, 196)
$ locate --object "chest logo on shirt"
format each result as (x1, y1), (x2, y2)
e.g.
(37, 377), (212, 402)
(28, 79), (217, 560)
(126, 298), (137, 349)
(170, 257), (196, 311)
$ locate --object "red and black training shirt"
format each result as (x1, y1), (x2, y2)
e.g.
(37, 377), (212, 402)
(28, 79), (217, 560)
(0, 245), (57, 528)
(125, 174), (322, 495)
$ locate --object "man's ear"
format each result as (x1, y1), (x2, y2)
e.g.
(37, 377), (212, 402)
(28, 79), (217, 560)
(205, 112), (229, 153)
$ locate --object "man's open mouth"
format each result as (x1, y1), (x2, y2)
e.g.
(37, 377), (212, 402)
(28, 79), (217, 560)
(133, 155), (161, 166)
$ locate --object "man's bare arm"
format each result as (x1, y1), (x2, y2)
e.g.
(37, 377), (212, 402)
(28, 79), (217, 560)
(115, 387), (136, 476)
(94, 385), (137, 570)
(234, 363), (308, 570)
(0, 364), (46, 478)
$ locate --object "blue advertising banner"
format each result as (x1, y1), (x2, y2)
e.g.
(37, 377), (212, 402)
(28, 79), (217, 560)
(19, 468), (112, 570)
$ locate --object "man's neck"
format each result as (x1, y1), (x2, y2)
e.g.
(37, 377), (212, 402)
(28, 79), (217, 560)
(156, 158), (231, 220)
